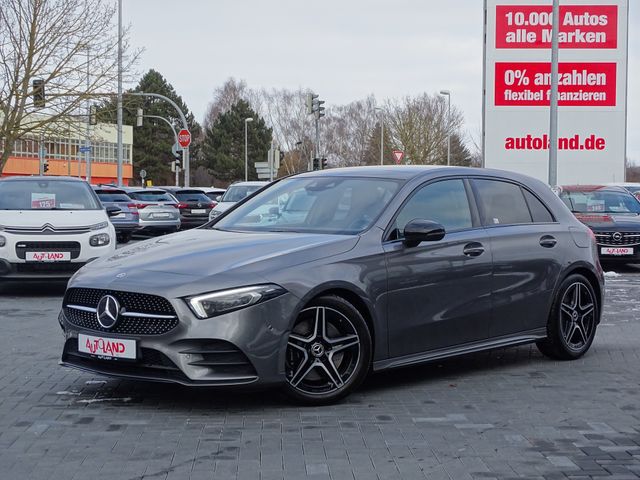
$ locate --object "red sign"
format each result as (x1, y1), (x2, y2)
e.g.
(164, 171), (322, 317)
(494, 62), (616, 107)
(495, 5), (618, 49)
(178, 129), (191, 148)
(392, 150), (404, 164)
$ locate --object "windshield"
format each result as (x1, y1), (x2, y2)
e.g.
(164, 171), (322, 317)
(0, 180), (101, 210)
(560, 190), (640, 215)
(174, 191), (212, 203)
(213, 176), (402, 234)
(221, 184), (264, 202)
(129, 191), (175, 202)
(95, 190), (132, 202)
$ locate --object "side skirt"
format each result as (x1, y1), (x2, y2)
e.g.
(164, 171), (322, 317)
(373, 328), (547, 372)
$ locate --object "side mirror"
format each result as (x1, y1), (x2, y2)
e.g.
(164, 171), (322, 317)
(403, 219), (445, 248)
(216, 195), (222, 202)
(106, 205), (122, 217)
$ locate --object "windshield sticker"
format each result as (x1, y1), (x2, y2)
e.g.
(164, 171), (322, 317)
(31, 193), (56, 209)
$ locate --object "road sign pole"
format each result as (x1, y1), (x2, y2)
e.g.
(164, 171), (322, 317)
(548, 0), (560, 187)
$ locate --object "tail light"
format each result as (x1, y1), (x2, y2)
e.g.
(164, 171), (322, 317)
(176, 202), (188, 209)
(209, 202), (217, 208)
(127, 203), (139, 216)
(135, 203), (150, 210)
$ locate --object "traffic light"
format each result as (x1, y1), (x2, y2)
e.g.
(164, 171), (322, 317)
(314, 99), (325, 119)
(174, 149), (183, 169)
(43, 161), (49, 173)
(321, 158), (328, 170)
(306, 93), (318, 115)
(313, 158), (320, 171)
(33, 79), (45, 108)
(89, 105), (97, 126)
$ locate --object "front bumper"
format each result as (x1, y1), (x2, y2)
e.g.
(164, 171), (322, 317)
(179, 215), (209, 229)
(59, 291), (299, 387)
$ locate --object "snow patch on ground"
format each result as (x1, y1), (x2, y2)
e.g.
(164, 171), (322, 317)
(604, 271), (621, 278)
(85, 380), (107, 385)
(77, 397), (132, 404)
(56, 391), (81, 396)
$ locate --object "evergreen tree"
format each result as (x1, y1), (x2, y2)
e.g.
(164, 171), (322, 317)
(438, 133), (473, 166)
(97, 69), (201, 185)
(203, 100), (272, 181)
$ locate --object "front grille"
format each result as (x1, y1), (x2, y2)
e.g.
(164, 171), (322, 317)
(594, 232), (640, 246)
(179, 340), (257, 377)
(16, 241), (81, 259)
(3, 225), (92, 234)
(63, 288), (179, 336)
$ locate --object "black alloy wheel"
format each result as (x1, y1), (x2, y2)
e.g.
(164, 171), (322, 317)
(537, 274), (598, 360)
(284, 295), (371, 404)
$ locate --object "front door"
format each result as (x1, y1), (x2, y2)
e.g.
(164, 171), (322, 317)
(384, 179), (494, 358)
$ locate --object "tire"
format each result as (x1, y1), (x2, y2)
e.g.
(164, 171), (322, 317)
(283, 295), (372, 405)
(536, 274), (598, 360)
(117, 233), (131, 244)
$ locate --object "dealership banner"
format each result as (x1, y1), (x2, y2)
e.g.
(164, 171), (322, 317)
(483, 0), (628, 185)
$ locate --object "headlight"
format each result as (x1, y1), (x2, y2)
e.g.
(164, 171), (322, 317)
(0, 235), (5, 247)
(187, 284), (286, 319)
(90, 221), (109, 231)
(89, 233), (111, 247)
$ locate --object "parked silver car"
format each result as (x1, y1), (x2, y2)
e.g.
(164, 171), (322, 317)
(209, 181), (268, 221)
(122, 188), (181, 234)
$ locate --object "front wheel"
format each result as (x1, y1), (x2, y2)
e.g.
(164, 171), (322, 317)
(536, 274), (598, 360)
(283, 295), (372, 405)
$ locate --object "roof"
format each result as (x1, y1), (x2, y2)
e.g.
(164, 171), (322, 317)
(0, 175), (87, 182)
(560, 184), (629, 193)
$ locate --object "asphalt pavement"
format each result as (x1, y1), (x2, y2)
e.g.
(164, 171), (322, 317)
(0, 263), (639, 480)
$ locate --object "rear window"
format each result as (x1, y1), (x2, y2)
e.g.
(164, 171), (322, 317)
(174, 191), (211, 203)
(129, 191), (175, 202)
(221, 185), (264, 202)
(95, 190), (132, 202)
(474, 179), (532, 226)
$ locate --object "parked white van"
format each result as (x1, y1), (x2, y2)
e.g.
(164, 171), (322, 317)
(0, 176), (117, 280)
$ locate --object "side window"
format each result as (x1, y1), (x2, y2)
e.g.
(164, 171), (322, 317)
(523, 189), (555, 223)
(474, 179), (532, 226)
(393, 179), (472, 238)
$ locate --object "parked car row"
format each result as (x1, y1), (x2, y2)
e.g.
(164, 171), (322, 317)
(93, 184), (230, 242)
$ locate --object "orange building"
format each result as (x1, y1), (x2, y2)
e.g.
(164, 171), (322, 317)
(1, 120), (134, 185)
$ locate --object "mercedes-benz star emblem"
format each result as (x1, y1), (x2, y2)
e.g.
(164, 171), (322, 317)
(612, 232), (623, 241)
(96, 295), (120, 329)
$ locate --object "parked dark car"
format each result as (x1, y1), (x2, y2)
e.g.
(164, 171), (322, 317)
(121, 188), (181, 235)
(559, 185), (640, 263)
(92, 187), (140, 243)
(60, 167), (603, 404)
(160, 187), (216, 229)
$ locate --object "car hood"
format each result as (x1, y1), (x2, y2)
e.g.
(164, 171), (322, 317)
(0, 210), (107, 228)
(212, 202), (234, 213)
(575, 212), (640, 229)
(70, 228), (359, 293)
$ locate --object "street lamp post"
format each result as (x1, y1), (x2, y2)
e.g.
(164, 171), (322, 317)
(375, 107), (384, 165)
(244, 118), (254, 182)
(439, 90), (451, 166)
(116, 0), (123, 186)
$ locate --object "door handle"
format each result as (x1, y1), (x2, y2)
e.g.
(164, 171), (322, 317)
(539, 235), (557, 248)
(463, 242), (485, 257)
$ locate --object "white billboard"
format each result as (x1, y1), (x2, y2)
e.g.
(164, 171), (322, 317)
(483, 0), (629, 185)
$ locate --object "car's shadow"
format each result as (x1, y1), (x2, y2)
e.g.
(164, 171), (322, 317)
(601, 262), (640, 274)
(73, 344), (548, 410)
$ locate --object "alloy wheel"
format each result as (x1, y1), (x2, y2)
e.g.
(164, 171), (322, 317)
(285, 306), (361, 395)
(559, 282), (595, 352)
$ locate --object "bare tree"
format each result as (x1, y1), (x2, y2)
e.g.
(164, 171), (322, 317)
(0, 0), (139, 171)
(385, 93), (463, 165)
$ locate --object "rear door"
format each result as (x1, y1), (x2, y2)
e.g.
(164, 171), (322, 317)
(470, 178), (566, 337)
(384, 178), (494, 357)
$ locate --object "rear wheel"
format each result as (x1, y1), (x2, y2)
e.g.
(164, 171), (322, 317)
(536, 274), (598, 360)
(117, 233), (131, 244)
(283, 295), (371, 405)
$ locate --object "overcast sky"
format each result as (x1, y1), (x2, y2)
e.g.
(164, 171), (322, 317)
(125, 0), (639, 162)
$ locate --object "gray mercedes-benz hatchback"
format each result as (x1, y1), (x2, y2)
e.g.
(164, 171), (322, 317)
(59, 166), (604, 404)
